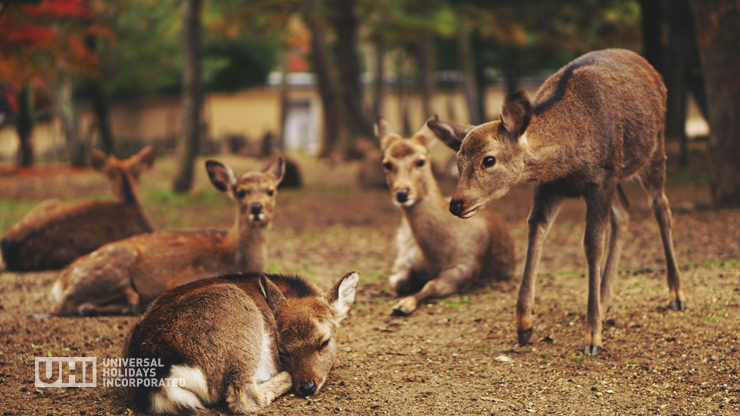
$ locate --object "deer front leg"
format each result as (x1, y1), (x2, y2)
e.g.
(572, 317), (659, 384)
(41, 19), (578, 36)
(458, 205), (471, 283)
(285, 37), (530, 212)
(583, 184), (613, 355)
(516, 186), (564, 345)
(389, 219), (423, 296)
(391, 264), (472, 316)
(228, 372), (292, 414)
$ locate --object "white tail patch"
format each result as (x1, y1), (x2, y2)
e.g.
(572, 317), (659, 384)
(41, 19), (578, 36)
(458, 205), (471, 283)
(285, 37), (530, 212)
(150, 365), (210, 414)
(50, 280), (64, 304)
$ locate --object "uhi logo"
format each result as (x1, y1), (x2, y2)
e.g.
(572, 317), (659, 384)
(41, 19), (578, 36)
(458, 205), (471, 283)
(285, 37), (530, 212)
(35, 357), (97, 388)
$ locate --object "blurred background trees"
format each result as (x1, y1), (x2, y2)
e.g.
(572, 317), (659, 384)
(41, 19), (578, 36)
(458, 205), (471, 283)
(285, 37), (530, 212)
(0, 0), (738, 205)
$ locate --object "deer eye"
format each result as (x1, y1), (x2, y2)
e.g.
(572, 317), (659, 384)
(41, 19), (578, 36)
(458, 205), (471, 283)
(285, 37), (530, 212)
(236, 189), (247, 199)
(267, 189), (274, 196)
(382, 162), (393, 170)
(318, 339), (330, 351)
(416, 159), (425, 168)
(482, 156), (496, 168)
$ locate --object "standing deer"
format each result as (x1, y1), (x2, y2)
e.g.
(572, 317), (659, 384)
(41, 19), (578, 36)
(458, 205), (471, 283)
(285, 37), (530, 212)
(427, 49), (684, 354)
(0, 146), (156, 271)
(124, 271), (358, 414)
(376, 118), (515, 316)
(49, 157), (285, 316)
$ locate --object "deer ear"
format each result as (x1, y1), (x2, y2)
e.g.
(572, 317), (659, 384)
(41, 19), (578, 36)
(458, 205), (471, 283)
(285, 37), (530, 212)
(412, 123), (437, 148)
(259, 274), (287, 313)
(133, 145), (156, 171)
(426, 115), (475, 152)
(500, 90), (532, 137)
(263, 155), (285, 185)
(375, 117), (401, 151)
(90, 149), (108, 172)
(326, 271), (359, 322)
(205, 160), (236, 193)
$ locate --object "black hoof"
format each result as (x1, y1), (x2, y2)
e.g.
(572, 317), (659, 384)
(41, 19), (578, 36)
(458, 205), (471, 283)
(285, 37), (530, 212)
(517, 328), (533, 346)
(669, 300), (686, 311)
(584, 345), (602, 356)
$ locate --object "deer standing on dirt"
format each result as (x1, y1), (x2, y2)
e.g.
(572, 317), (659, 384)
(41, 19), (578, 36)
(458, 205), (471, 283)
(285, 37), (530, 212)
(0, 147), (156, 271)
(124, 271), (358, 414)
(427, 49), (684, 355)
(376, 118), (515, 316)
(49, 157), (285, 316)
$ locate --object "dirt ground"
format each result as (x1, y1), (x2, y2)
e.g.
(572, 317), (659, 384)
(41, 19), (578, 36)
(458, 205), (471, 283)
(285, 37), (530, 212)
(0, 144), (738, 415)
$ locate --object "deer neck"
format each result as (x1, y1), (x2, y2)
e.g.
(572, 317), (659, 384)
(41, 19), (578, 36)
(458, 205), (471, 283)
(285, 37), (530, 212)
(227, 218), (269, 272)
(400, 177), (454, 258)
(114, 173), (141, 205)
(519, 130), (569, 184)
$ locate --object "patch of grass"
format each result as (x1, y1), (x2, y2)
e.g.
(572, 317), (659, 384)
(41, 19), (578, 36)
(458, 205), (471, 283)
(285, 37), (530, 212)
(520, 348), (531, 353)
(441, 296), (471, 309)
(573, 354), (586, 361)
(720, 258), (739, 267)
(359, 271), (384, 284)
(628, 359), (636, 365)
(475, 346), (490, 353)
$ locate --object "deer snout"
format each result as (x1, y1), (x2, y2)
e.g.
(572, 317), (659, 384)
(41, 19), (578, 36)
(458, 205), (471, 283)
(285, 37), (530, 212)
(297, 380), (317, 396)
(250, 203), (263, 215)
(449, 199), (464, 216)
(395, 189), (409, 203)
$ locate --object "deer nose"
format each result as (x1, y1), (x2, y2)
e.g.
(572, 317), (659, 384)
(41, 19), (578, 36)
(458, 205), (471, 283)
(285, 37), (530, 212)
(298, 380), (316, 396)
(250, 203), (263, 215)
(395, 189), (409, 203)
(449, 200), (464, 216)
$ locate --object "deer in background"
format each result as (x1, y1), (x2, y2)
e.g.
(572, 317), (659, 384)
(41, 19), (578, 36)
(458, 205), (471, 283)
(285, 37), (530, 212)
(1, 146), (156, 271)
(376, 118), (515, 316)
(50, 157), (285, 316)
(124, 271), (358, 414)
(427, 49), (683, 355)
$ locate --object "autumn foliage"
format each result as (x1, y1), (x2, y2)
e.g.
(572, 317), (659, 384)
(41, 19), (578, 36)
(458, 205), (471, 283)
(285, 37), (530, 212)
(0, 0), (109, 89)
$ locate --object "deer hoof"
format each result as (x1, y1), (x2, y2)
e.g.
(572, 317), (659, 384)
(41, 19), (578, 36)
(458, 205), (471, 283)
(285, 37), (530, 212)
(517, 328), (533, 346)
(78, 304), (95, 316)
(584, 345), (602, 356)
(391, 297), (417, 316)
(669, 300), (686, 311)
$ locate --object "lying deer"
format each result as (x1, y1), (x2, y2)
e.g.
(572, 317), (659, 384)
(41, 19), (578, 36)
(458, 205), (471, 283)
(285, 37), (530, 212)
(376, 118), (515, 316)
(124, 271), (358, 414)
(0, 146), (156, 271)
(49, 157), (285, 316)
(427, 49), (684, 354)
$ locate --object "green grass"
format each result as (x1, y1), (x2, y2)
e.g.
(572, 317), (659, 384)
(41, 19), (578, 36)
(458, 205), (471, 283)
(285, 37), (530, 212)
(359, 271), (384, 284)
(441, 295), (471, 309)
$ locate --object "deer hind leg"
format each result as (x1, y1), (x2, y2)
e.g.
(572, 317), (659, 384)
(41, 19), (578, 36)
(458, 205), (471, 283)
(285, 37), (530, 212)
(78, 285), (141, 316)
(391, 264), (473, 316)
(583, 182), (614, 355)
(516, 185), (564, 345)
(600, 184), (631, 319)
(639, 159), (685, 311)
(227, 372), (292, 414)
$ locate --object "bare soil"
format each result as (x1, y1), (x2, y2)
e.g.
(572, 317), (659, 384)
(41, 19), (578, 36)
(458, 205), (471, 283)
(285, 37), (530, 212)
(0, 145), (738, 415)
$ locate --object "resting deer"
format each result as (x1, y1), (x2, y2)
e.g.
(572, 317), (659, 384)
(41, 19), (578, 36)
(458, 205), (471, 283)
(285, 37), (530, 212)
(49, 157), (285, 316)
(123, 271), (358, 414)
(0, 146), (155, 271)
(427, 49), (684, 355)
(376, 118), (515, 316)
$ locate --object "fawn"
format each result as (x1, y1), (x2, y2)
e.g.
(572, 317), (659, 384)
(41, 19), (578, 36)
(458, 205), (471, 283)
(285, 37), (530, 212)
(0, 146), (155, 271)
(376, 118), (515, 316)
(49, 157), (285, 316)
(124, 271), (359, 414)
(427, 49), (683, 354)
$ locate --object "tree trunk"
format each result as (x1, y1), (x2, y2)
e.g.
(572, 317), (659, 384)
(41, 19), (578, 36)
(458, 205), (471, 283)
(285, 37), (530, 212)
(691, 0), (740, 207)
(372, 41), (385, 120)
(308, 16), (345, 157)
(58, 74), (86, 166)
(16, 85), (34, 167)
(172, 0), (202, 192)
(332, 0), (372, 140)
(459, 26), (481, 125)
(639, 0), (664, 74)
(416, 31), (435, 119)
(278, 53), (289, 151)
(85, 35), (114, 155)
